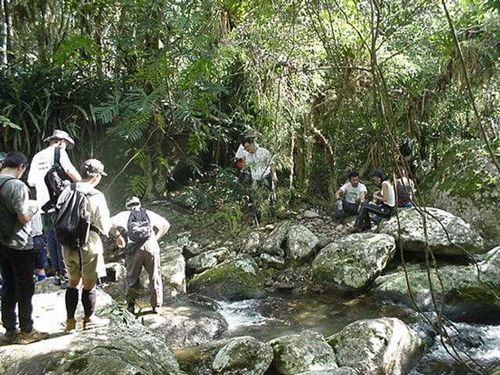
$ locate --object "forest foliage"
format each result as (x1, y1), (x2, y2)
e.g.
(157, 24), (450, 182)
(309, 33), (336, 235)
(0, 0), (498, 202)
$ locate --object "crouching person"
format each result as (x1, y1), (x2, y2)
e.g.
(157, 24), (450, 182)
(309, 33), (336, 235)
(111, 197), (170, 315)
(334, 171), (367, 220)
(56, 159), (111, 333)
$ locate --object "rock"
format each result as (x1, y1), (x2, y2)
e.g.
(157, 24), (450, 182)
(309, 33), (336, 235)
(258, 253), (286, 269)
(262, 221), (291, 256)
(335, 225), (343, 232)
(187, 247), (231, 274)
(34, 278), (64, 294)
(296, 368), (357, 375)
(269, 330), (337, 374)
(189, 255), (265, 301)
(177, 232), (203, 258)
(304, 210), (321, 219)
(327, 318), (424, 375)
(379, 207), (485, 256)
(286, 225), (319, 262)
(162, 245), (187, 297)
(141, 305), (228, 348)
(212, 336), (274, 375)
(373, 246), (500, 323)
(312, 233), (396, 290)
(0, 315), (183, 375)
(243, 232), (261, 255)
(105, 261), (127, 282)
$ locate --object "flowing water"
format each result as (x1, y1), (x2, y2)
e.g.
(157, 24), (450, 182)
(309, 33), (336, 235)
(216, 293), (500, 375)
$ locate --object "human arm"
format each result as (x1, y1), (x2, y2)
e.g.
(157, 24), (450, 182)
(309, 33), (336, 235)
(148, 210), (171, 240)
(9, 182), (37, 224)
(59, 149), (82, 182)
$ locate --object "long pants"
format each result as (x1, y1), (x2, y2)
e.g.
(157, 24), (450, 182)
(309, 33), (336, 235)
(0, 245), (36, 333)
(335, 199), (360, 219)
(355, 202), (393, 229)
(125, 240), (163, 309)
(33, 235), (48, 269)
(47, 229), (67, 276)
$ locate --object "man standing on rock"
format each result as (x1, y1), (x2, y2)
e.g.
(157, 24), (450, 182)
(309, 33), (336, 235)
(111, 197), (170, 314)
(334, 171), (367, 220)
(28, 130), (82, 288)
(0, 152), (49, 344)
(60, 159), (111, 332)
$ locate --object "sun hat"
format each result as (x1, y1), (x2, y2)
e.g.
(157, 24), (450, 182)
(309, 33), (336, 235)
(44, 129), (75, 149)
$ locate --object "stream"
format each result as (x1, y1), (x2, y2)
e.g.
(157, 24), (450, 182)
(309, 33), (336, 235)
(216, 293), (500, 374)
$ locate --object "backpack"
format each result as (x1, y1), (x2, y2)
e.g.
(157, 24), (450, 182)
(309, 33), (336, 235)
(399, 138), (413, 157)
(43, 147), (71, 212)
(127, 208), (151, 244)
(396, 179), (412, 206)
(54, 183), (93, 250)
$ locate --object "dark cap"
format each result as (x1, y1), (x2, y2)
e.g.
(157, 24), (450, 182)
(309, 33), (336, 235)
(83, 159), (107, 176)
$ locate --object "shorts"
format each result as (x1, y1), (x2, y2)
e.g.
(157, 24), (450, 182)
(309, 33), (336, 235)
(62, 247), (98, 281)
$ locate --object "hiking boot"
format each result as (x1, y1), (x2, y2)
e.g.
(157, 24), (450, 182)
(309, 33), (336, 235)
(64, 318), (77, 333)
(2, 330), (18, 344)
(82, 316), (109, 330)
(15, 329), (49, 345)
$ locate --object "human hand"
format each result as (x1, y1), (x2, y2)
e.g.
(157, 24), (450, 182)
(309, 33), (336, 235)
(116, 236), (126, 249)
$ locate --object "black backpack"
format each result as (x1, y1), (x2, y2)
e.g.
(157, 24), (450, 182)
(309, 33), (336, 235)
(54, 184), (93, 250)
(43, 147), (71, 212)
(127, 208), (151, 244)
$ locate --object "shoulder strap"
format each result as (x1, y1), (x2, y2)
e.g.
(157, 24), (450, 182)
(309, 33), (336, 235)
(54, 147), (61, 165)
(0, 177), (15, 191)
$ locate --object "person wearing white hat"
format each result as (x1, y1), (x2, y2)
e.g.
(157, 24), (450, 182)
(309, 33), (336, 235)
(27, 129), (82, 288)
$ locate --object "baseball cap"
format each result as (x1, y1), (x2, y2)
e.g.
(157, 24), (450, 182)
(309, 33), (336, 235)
(83, 159), (107, 176)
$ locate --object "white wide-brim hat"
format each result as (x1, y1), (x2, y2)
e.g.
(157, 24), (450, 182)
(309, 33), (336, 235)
(44, 129), (75, 149)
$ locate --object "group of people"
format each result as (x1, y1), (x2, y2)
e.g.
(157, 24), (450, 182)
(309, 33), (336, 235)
(0, 130), (170, 345)
(334, 168), (416, 232)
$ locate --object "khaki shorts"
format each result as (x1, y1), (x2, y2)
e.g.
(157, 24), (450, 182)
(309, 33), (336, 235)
(62, 247), (98, 281)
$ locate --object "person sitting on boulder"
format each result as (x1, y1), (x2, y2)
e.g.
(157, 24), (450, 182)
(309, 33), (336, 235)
(111, 197), (170, 315)
(394, 169), (416, 208)
(334, 171), (367, 220)
(352, 169), (395, 232)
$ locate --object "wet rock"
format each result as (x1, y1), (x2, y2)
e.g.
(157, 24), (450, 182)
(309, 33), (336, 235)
(262, 221), (291, 256)
(304, 210), (321, 219)
(162, 245), (187, 297)
(327, 318), (424, 375)
(141, 305), (228, 348)
(379, 207), (485, 256)
(243, 232), (261, 255)
(0, 315), (183, 375)
(269, 330), (337, 374)
(312, 233), (396, 290)
(286, 225), (319, 262)
(212, 336), (273, 375)
(189, 255), (265, 301)
(373, 246), (500, 323)
(187, 247), (231, 275)
(296, 368), (357, 375)
(258, 253), (286, 269)
(177, 232), (203, 258)
(105, 261), (127, 282)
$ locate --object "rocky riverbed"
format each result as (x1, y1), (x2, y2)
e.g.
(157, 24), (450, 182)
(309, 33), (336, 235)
(0, 204), (499, 375)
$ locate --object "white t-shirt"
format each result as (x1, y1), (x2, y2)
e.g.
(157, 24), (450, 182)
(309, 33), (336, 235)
(245, 147), (272, 181)
(382, 180), (396, 207)
(27, 145), (79, 209)
(235, 144), (249, 160)
(340, 182), (367, 204)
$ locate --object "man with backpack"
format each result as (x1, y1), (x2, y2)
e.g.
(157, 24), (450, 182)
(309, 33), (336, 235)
(0, 152), (49, 344)
(28, 129), (81, 288)
(56, 159), (111, 333)
(111, 197), (170, 314)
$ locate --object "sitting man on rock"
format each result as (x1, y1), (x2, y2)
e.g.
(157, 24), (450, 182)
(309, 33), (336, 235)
(111, 197), (170, 314)
(334, 171), (367, 220)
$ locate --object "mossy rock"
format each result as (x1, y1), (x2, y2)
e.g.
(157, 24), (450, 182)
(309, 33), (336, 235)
(188, 255), (265, 301)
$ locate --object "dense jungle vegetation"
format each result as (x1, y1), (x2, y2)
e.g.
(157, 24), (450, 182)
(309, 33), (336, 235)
(0, 0), (498, 210)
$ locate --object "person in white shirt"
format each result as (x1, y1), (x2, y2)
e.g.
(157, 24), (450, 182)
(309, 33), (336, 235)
(111, 197), (170, 314)
(27, 129), (81, 289)
(242, 137), (277, 196)
(353, 169), (395, 232)
(334, 171), (367, 219)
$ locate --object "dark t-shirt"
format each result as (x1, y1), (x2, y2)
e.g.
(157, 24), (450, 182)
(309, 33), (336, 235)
(0, 175), (33, 250)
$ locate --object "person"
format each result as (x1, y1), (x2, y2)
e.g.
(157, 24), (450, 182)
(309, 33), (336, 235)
(242, 137), (277, 196)
(31, 212), (48, 281)
(60, 159), (111, 333)
(234, 130), (259, 182)
(334, 171), (367, 219)
(395, 169), (416, 208)
(353, 169), (395, 232)
(27, 129), (81, 288)
(0, 152), (49, 344)
(111, 197), (170, 314)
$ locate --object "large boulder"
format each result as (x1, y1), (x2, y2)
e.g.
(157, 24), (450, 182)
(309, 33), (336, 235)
(269, 330), (338, 375)
(187, 247), (231, 275)
(0, 310), (183, 374)
(327, 318), (424, 375)
(261, 221), (291, 256)
(379, 207), (485, 256)
(189, 255), (265, 300)
(161, 245), (187, 297)
(286, 225), (319, 262)
(242, 232), (261, 255)
(373, 246), (500, 323)
(212, 336), (274, 375)
(297, 369), (357, 375)
(312, 233), (396, 290)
